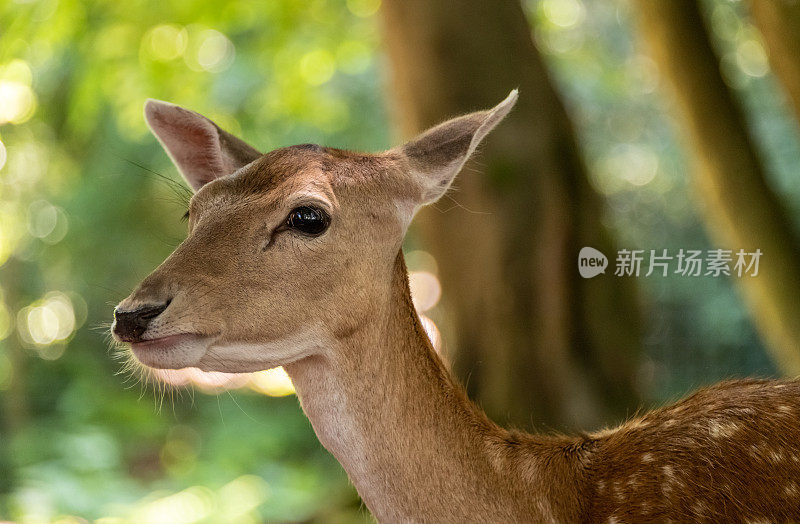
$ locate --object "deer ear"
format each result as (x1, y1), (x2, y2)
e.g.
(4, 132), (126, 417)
(399, 89), (518, 204)
(144, 99), (262, 192)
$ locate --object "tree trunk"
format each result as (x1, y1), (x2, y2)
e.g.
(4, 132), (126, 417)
(381, 0), (642, 430)
(632, 0), (800, 374)
(748, 0), (800, 126)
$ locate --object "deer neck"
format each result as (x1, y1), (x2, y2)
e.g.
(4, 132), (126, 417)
(285, 252), (572, 521)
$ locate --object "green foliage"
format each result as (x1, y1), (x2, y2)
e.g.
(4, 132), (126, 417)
(0, 0), (383, 521)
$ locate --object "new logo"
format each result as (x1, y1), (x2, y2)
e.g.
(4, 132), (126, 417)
(578, 247), (608, 279)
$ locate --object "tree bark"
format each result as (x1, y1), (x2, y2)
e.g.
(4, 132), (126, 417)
(632, 0), (800, 374)
(381, 0), (642, 430)
(748, 0), (800, 126)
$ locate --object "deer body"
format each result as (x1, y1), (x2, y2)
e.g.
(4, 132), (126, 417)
(113, 92), (800, 522)
(290, 253), (800, 522)
(586, 379), (800, 521)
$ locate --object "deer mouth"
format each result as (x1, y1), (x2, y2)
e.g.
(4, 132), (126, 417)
(130, 333), (212, 369)
(131, 333), (198, 349)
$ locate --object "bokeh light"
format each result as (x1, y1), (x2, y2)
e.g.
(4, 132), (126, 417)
(408, 271), (442, 312)
(27, 199), (58, 238)
(418, 314), (443, 353)
(131, 486), (216, 524)
(541, 0), (585, 29)
(405, 249), (439, 275)
(0, 59), (37, 124)
(152, 367), (250, 392)
(151, 366), (298, 396)
(216, 475), (270, 518)
(249, 367), (296, 397)
(190, 29), (235, 73)
(144, 24), (188, 62)
(736, 37), (769, 78)
(594, 143), (659, 194)
(17, 292), (76, 357)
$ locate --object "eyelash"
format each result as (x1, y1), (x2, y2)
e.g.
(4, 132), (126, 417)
(180, 210), (190, 222)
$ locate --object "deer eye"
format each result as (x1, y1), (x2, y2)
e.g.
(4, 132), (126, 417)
(285, 206), (330, 236)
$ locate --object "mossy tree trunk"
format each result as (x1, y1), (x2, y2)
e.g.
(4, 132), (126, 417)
(632, 0), (800, 374)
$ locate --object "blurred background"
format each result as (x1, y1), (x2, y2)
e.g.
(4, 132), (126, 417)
(1, 0), (800, 521)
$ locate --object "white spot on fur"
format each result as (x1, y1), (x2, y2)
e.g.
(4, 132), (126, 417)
(692, 501), (708, 516)
(661, 464), (679, 496)
(533, 498), (556, 524)
(641, 453), (653, 463)
(768, 449), (786, 463)
(778, 405), (792, 414)
(785, 481), (799, 497)
(613, 481), (623, 501)
(626, 473), (639, 488)
(708, 420), (739, 438)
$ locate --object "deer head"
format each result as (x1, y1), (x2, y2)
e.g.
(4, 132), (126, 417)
(112, 91), (517, 373)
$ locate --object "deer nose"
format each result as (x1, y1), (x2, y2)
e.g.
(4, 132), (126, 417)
(113, 302), (170, 343)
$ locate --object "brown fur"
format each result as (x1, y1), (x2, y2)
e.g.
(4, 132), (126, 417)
(115, 94), (800, 522)
(583, 379), (800, 521)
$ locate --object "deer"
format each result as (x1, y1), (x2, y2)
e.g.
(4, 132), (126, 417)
(112, 90), (800, 522)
